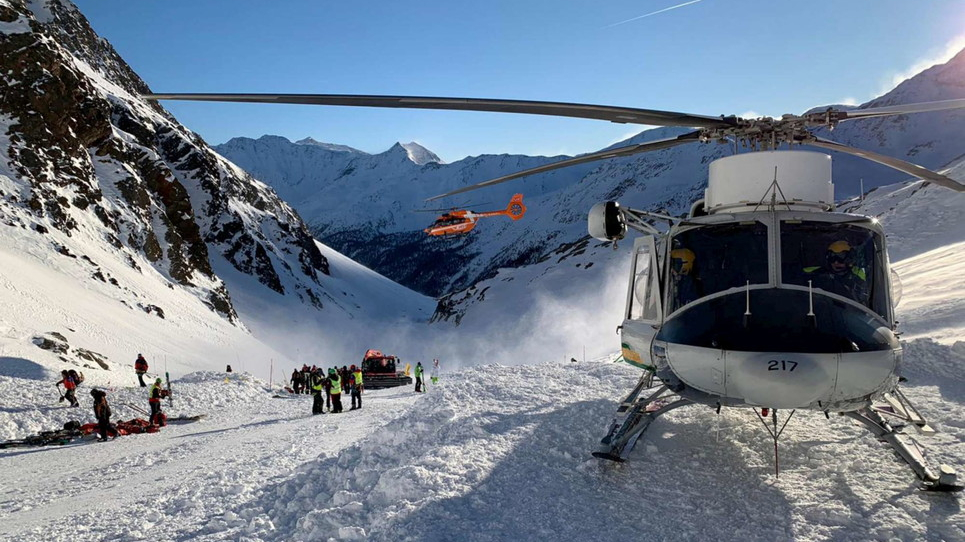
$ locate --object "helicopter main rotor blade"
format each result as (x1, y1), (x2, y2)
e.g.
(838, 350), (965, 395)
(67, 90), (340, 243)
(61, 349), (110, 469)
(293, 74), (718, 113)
(427, 130), (703, 201)
(808, 137), (965, 192)
(838, 98), (965, 122)
(143, 93), (735, 129)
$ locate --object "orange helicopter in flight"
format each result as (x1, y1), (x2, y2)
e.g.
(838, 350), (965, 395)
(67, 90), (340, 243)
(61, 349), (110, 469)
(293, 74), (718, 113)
(423, 194), (526, 237)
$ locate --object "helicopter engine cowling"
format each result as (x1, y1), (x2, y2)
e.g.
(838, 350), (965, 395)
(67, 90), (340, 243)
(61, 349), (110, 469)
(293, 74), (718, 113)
(705, 151), (834, 214)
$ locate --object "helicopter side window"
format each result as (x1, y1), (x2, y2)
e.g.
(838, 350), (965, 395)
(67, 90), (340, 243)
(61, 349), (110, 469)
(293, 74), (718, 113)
(668, 222), (769, 313)
(629, 240), (661, 321)
(780, 221), (887, 317)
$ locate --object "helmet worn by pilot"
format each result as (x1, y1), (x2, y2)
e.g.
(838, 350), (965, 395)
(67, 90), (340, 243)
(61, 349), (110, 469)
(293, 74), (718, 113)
(670, 248), (695, 276)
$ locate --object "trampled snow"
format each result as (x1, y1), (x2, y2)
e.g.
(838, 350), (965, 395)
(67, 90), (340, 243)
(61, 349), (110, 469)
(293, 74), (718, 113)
(2, 352), (964, 541)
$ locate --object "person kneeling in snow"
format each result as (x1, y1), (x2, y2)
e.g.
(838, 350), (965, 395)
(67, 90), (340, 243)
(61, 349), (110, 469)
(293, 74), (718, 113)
(91, 388), (114, 441)
(148, 377), (169, 426)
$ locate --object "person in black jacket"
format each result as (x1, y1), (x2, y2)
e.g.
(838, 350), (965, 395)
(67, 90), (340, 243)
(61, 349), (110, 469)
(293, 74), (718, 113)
(91, 388), (113, 441)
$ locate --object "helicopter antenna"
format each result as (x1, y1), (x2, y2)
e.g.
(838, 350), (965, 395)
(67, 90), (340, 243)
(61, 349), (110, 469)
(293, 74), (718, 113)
(752, 167), (792, 212)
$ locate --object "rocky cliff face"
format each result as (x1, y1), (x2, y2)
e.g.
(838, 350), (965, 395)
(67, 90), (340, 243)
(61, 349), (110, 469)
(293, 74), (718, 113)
(0, 0), (331, 322)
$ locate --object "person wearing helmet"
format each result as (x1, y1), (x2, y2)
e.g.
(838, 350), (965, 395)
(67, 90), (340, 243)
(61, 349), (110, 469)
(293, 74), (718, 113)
(148, 377), (169, 426)
(804, 240), (869, 304)
(670, 247), (703, 310)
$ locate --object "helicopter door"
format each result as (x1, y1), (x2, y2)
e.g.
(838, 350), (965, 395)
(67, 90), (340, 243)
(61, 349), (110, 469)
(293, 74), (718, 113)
(621, 236), (663, 370)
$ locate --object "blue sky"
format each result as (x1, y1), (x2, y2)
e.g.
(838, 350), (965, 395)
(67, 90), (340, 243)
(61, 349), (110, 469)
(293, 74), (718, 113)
(73, 0), (965, 163)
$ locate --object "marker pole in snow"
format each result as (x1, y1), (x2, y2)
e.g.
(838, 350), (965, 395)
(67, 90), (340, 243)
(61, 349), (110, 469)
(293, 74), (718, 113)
(165, 355), (172, 407)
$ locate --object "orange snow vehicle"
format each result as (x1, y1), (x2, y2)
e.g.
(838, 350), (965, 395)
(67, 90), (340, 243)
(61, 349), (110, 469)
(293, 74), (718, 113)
(361, 349), (413, 389)
(423, 194), (526, 237)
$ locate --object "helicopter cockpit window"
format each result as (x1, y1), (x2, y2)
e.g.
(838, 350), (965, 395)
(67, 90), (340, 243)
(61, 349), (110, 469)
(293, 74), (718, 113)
(780, 221), (887, 317)
(668, 221), (769, 313)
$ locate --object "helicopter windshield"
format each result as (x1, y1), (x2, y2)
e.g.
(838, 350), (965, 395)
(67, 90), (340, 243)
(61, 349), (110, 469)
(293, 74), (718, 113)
(668, 221), (769, 313)
(780, 221), (888, 317)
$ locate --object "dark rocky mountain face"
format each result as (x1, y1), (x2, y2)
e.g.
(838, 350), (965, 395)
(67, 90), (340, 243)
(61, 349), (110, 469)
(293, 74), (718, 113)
(0, 0), (330, 321)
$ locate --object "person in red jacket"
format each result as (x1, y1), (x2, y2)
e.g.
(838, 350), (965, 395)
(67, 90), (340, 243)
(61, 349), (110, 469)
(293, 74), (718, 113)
(134, 354), (149, 387)
(56, 370), (79, 407)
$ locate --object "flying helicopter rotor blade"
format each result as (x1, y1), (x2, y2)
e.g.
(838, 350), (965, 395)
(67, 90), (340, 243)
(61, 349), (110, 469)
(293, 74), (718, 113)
(808, 136), (965, 192)
(837, 98), (965, 122)
(143, 93), (735, 129)
(427, 130), (703, 201)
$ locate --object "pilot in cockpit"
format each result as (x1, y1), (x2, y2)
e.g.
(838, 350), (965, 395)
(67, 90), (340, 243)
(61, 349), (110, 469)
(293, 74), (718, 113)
(804, 240), (869, 305)
(670, 247), (703, 310)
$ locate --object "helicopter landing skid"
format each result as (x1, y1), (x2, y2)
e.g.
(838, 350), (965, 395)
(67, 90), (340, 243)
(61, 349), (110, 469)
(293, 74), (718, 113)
(593, 378), (692, 462)
(844, 405), (963, 492)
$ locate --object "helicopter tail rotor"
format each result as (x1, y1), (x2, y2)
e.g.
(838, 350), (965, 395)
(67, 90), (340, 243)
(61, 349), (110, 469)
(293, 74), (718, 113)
(505, 194), (526, 220)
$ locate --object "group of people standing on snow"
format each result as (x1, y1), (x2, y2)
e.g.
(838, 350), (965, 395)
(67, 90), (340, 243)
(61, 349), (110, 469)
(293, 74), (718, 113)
(292, 365), (364, 415)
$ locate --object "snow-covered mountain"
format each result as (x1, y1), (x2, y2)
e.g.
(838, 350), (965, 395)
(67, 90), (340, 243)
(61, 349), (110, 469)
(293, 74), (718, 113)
(214, 49), (965, 300)
(0, 0), (432, 377)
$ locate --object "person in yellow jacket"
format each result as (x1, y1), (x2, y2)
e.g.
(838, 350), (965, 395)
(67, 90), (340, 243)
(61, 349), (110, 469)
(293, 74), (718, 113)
(328, 368), (343, 413)
(310, 368), (326, 415)
(350, 365), (363, 410)
(148, 377), (169, 426)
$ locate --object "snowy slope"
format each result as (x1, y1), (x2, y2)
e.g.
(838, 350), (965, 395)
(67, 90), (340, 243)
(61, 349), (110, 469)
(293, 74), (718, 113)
(2, 356), (963, 541)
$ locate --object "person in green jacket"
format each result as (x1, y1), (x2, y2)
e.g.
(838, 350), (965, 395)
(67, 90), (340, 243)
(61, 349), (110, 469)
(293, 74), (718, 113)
(414, 362), (425, 393)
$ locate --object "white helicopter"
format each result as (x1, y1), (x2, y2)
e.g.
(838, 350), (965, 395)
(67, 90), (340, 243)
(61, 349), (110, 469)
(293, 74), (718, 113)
(144, 92), (965, 490)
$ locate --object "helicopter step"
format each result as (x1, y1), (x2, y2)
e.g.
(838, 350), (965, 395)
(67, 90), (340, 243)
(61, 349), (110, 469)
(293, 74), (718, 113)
(844, 401), (962, 492)
(593, 377), (692, 462)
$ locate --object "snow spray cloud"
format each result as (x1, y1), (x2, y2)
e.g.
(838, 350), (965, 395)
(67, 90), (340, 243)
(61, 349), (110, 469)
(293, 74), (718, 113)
(384, 247), (633, 370)
(233, 243), (632, 372)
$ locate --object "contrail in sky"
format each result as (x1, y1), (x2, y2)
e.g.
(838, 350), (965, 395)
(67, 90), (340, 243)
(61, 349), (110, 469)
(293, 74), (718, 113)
(605, 0), (703, 28)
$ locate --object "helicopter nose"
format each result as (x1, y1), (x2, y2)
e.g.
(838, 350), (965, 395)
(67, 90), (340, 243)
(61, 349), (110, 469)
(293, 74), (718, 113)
(728, 352), (836, 408)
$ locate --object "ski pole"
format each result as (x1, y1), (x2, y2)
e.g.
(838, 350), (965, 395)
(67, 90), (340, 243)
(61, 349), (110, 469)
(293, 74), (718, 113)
(125, 403), (150, 416)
